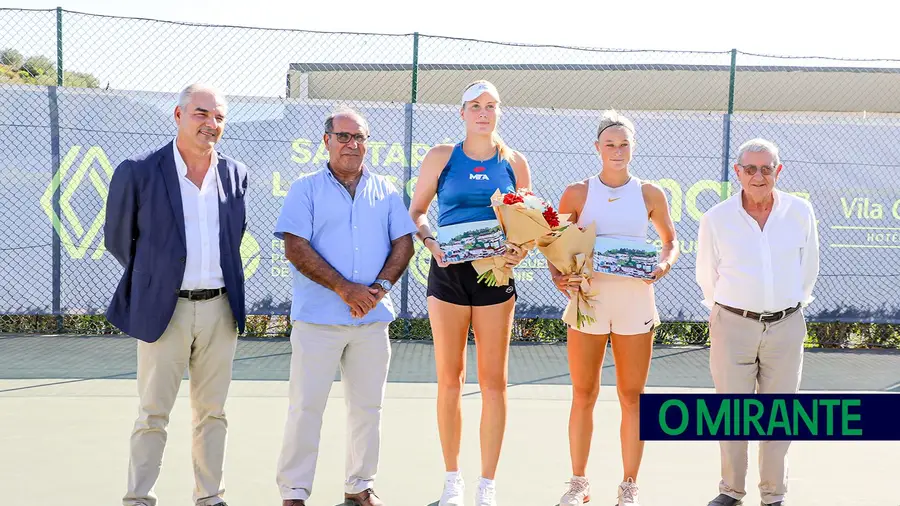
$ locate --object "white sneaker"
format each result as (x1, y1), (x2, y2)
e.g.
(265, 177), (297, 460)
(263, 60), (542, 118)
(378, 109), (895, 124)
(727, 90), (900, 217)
(617, 478), (640, 505)
(439, 471), (465, 506)
(559, 476), (591, 505)
(475, 476), (497, 506)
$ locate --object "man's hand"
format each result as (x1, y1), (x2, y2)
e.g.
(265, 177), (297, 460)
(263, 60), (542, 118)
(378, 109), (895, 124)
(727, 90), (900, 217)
(336, 281), (381, 318)
(370, 283), (388, 303)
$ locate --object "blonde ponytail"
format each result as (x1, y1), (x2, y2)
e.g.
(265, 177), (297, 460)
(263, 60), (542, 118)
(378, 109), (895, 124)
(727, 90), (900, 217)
(492, 131), (515, 162)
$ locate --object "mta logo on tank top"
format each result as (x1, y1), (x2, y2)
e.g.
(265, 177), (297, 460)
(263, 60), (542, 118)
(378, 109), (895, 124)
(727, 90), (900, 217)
(469, 166), (490, 181)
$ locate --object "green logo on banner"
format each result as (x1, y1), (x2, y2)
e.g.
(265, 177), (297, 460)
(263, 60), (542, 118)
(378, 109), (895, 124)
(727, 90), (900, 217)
(40, 146), (113, 260)
(241, 232), (260, 279)
(40, 145), (261, 280)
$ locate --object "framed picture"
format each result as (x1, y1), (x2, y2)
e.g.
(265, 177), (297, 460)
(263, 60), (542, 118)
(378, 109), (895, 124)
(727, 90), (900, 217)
(438, 219), (507, 264)
(593, 236), (659, 280)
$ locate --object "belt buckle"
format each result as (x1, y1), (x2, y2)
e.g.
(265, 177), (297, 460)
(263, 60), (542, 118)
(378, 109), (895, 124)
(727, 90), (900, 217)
(759, 312), (774, 322)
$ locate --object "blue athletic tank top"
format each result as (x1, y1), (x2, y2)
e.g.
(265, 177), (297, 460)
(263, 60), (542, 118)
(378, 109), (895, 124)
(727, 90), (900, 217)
(436, 142), (517, 227)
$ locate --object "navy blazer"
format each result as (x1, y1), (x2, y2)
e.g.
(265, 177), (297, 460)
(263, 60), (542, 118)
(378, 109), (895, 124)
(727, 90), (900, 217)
(104, 141), (248, 343)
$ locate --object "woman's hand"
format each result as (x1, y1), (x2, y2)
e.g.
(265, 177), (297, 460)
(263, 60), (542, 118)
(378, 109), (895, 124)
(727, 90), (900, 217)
(425, 238), (449, 268)
(552, 272), (584, 299)
(501, 242), (528, 268)
(644, 261), (672, 284)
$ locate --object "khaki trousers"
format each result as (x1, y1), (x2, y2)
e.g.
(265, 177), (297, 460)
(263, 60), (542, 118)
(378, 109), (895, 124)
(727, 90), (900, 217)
(708, 303), (806, 505)
(123, 294), (238, 506)
(276, 321), (391, 502)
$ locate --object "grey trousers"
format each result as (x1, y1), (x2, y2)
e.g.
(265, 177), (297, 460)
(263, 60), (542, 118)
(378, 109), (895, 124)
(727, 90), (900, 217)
(709, 303), (806, 505)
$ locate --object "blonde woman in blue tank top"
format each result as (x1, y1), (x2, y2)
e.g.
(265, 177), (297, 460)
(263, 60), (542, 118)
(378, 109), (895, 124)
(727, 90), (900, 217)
(550, 111), (680, 506)
(409, 81), (532, 506)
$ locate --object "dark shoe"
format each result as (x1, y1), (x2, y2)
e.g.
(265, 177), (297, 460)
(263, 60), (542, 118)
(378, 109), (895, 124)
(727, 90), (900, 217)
(211, 503), (229, 506)
(282, 500), (306, 506)
(345, 488), (384, 506)
(762, 502), (783, 506)
(708, 494), (743, 506)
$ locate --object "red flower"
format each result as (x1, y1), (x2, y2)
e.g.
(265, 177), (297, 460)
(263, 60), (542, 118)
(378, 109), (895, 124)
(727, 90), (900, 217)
(503, 193), (524, 205)
(543, 206), (560, 228)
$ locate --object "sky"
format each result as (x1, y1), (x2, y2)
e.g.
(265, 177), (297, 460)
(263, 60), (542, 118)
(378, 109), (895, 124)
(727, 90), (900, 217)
(11, 0), (899, 60)
(3, 0), (899, 98)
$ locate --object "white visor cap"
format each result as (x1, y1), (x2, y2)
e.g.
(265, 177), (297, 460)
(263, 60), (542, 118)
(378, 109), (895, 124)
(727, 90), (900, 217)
(462, 81), (501, 105)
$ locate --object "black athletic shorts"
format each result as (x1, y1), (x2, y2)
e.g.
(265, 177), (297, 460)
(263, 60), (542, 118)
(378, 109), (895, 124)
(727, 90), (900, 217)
(426, 257), (516, 306)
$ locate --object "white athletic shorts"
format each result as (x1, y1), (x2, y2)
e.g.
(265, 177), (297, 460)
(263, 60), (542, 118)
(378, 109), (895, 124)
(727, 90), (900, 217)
(571, 272), (661, 336)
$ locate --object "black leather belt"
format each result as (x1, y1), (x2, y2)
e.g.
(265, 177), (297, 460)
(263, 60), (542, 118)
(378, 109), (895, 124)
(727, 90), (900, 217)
(717, 303), (800, 323)
(178, 287), (226, 301)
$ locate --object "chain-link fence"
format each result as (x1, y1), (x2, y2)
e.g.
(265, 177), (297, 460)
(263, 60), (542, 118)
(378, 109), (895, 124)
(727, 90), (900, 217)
(1, 8), (899, 346)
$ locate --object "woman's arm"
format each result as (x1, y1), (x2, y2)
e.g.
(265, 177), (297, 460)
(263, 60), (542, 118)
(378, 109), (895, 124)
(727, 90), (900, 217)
(548, 180), (589, 296)
(643, 182), (679, 284)
(510, 150), (532, 190)
(408, 144), (453, 267)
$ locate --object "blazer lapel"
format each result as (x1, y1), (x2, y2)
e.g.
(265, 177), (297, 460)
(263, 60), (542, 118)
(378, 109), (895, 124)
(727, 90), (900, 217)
(161, 142), (187, 248)
(216, 155), (232, 230)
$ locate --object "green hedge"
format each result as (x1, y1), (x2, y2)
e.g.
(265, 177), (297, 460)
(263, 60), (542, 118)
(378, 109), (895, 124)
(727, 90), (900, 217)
(2, 315), (898, 349)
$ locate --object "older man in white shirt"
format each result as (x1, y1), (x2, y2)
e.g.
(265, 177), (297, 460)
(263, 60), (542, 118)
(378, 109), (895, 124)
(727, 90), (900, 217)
(695, 138), (820, 506)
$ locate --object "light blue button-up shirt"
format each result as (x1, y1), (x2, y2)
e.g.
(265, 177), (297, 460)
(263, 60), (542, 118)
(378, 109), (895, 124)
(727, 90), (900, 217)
(274, 165), (418, 326)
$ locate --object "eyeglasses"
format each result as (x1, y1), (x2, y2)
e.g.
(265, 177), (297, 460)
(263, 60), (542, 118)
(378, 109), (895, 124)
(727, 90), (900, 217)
(738, 164), (776, 176)
(327, 131), (368, 144)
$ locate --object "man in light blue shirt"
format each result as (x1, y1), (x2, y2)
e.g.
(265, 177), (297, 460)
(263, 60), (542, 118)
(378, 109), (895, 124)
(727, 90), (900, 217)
(274, 108), (416, 506)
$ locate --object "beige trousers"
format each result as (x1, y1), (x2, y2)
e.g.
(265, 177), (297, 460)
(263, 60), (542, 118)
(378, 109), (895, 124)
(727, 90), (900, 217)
(276, 321), (391, 502)
(123, 294), (238, 506)
(708, 303), (806, 505)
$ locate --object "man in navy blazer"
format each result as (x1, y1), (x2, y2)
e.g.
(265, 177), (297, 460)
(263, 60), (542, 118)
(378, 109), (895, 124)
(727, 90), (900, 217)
(104, 83), (247, 506)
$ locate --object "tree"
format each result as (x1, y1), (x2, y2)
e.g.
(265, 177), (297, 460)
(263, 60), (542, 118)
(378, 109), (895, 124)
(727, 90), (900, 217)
(0, 50), (100, 88)
(65, 71), (100, 88)
(0, 48), (24, 69)
(21, 55), (54, 78)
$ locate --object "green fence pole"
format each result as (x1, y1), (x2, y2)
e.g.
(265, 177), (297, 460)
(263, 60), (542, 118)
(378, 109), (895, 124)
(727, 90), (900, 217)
(52, 7), (64, 331)
(56, 7), (63, 86)
(720, 48), (737, 201)
(399, 32), (419, 333)
(411, 32), (419, 104)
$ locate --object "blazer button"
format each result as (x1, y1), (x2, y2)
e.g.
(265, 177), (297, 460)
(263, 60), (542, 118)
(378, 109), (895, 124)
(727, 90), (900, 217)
(180, 257), (186, 263)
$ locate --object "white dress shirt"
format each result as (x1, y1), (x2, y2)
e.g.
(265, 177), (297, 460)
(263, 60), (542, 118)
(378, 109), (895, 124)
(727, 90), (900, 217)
(173, 141), (225, 290)
(695, 189), (820, 313)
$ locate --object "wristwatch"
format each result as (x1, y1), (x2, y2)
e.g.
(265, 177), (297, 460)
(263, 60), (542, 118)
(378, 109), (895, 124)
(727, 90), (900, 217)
(375, 279), (393, 292)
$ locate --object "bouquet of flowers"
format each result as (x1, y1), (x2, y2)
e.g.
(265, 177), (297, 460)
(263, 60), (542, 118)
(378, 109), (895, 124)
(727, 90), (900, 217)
(472, 188), (567, 286)
(536, 221), (600, 329)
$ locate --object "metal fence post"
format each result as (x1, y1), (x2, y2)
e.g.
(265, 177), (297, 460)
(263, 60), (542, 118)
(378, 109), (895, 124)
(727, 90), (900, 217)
(399, 32), (419, 331)
(56, 7), (63, 87)
(719, 48), (737, 201)
(52, 6), (64, 331)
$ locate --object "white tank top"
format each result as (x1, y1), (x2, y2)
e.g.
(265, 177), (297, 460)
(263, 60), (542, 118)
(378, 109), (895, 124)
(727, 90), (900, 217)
(576, 175), (649, 241)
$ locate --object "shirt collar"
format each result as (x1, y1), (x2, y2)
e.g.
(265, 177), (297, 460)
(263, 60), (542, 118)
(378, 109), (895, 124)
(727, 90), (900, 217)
(735, 188), (781, 220)
(173, 139), (218, 179)
(325, 163), (370, 185)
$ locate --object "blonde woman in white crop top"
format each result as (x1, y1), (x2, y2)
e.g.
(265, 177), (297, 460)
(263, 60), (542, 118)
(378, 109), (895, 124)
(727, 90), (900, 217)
(550, 111), (680, 506)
